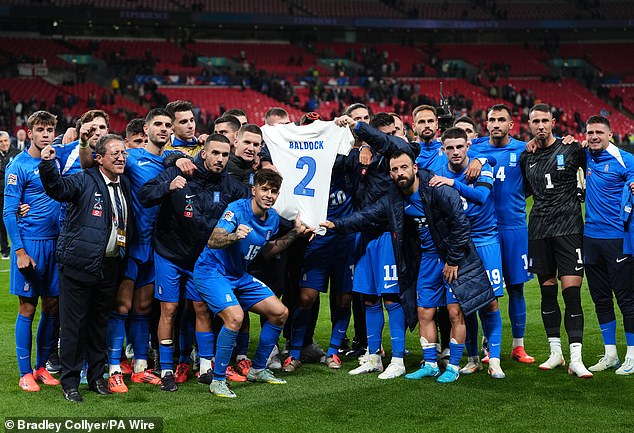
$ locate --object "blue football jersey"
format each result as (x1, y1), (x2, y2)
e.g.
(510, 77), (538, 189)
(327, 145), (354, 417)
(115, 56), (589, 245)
(470, 137), (527, 229)
(585, 145), (634, 239)
(438, 162), (498, 246)
(416, 139), (446, 174)
(54, 140), (82, 176)
(3, 151), (60, 245)
(199, 198), (280, 277)
(404, 190), (436, 252)
(125, 148), (170, 244)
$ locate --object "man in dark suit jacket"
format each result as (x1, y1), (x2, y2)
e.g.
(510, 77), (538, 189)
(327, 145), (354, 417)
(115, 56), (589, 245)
(39, 134), (134, 402)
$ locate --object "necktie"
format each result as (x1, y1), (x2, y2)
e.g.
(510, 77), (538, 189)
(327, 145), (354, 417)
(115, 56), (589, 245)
(109, 182), (125, 231)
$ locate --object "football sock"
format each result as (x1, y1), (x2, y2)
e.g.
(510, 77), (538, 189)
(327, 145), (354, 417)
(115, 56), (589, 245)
(570, 342), (583, 362)
(328, 306), (351, 357)
(159, 339), (174, 375)
(36, 313), (57, 369)
(385, 302), (406, 358)
(507, 283), (527, 339)
(196, 331), (214, 373)
(449, 339), (465, 367)
(16, 314), (33, 375)
(512, 338), (525, 349)
(235, 331), (250, 358)
(562, 286), (583, 344)
(540, 284), (561, 338)
(366, 302), (384, 355)
(252, 322), (283, 370)
(179, 310), (195, 364)
(422, 337), (437, 367)
(107, 312), (127, 368)
(289, 308), (311, 359)
(130, 314), (149, 363)
(626, 341), (634, 359)
(481, 309), (502, 360)
(548, 337), (562, 355)
(134, 359), (148, 373)
(599, 319), (617, 348)
(213, 327), (238, 381)
(464, 312), (479, 357)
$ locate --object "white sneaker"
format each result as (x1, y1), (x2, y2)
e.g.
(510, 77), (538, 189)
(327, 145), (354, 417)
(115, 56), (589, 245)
(266, 345), (282, 370)
(459, 360), (483, 375)
(358, 346), (385, 365)
(488, 358), (506, 379)
(588, 355), (620, 372)
(377, 362), (405, 380)
(349, 354), (383, 375)
(568, 360), (593, 378)
(539, 352), (565, 370)
(615, 357), (634, 375)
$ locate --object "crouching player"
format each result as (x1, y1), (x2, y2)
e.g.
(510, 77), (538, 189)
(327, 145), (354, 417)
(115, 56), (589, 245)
(194, 169), (312, 397)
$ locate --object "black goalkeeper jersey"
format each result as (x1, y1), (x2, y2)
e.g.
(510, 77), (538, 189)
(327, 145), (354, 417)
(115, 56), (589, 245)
(520, 139), (586, 240)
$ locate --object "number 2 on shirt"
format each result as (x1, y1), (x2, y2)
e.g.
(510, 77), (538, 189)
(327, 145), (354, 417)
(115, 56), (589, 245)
(294, 156), (316, 197)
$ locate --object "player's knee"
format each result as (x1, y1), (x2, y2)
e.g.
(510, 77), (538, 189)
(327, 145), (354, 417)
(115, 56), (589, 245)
(298, 288), (317, 308)
(271, 305), (288, 326)
(19, 302), (37, 318)
(447, 305), (464, 324)
(221, 307), (244, 331)
(41, 297), (58, 315)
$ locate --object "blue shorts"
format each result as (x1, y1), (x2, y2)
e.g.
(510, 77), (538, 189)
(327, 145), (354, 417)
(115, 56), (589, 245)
(154, 252), (200, 303)
(300, 232), (354, 294)
(194, 262), (274, 315)
(10, 238), (58, 298)
(499, 227), (532, 285)
(353, 232), (400, 296)
(476, 242), (504, 297)
(124, 243), (155, 288)
(416, 252), (455, 308)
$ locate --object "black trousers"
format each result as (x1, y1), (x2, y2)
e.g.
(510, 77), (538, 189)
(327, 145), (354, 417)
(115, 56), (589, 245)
(59, 258), (120, 390)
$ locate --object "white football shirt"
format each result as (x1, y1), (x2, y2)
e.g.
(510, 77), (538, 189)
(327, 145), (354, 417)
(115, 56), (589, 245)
(262, 120), (354, 231)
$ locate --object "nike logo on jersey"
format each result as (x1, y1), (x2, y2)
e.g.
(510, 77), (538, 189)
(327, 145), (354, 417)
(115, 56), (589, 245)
(383, 283), (398, 289)
(138, 161), (151, 166)
(529, 163), (537, 168)
(616, 257), (628, 263)
(94, 193), (102, 197)
(185, 194), (196, 199)
(404, 204), (411, 210)
(575, 266), (584, 271)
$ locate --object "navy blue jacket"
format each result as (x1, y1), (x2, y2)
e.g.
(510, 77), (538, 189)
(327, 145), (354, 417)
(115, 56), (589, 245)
(139, 159), (249, 270)
(333, 168), (495, 329)
(39, 159), (134, 282)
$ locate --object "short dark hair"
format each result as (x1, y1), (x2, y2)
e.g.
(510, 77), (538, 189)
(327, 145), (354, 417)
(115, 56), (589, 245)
(254, 168), (283, 190)
(204, 133), (231, 151)
(441, 127), (468, 143)
(79, 109), (109, 129)
(95, 133), (124, 156)
(388, 148), (416, 163)
(586, 115), (611, 130)
(529, 103), (551, 116)
(453, 116), (476, 129)
(166, 100), (194, 115)
(265, 107), (289, 123)
(145, 108), (174, 124)
(225, 108), (247, 119)
(214, 115), (241, 132)
(389, 112), (402, 121)
(125, 118), (145, 137)
(237, 123), (262, 139)
(343, 103), (370, 117)
(412, 104), (437, 118)
(487, 104), (512, 119)
(369, 112), (395, 129)
(27, 110), (57, 130)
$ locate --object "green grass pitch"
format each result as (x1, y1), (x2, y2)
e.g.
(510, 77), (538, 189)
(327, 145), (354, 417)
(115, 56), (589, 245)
(0, 238), (632, 432)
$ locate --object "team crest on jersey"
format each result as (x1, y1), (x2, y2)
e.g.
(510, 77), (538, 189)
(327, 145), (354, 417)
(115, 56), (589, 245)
(604, 163), (610, 172)
(23, 282), (30, 292)
(509, 153), (517, 167)
(223, 210), (234, 222)
(556, 154), (565, 170)
(157, 285), (163, 295)
(7, 173), (17, 185)
(213, 191), (220, 203)
(184, 198), (193, 218)
(92, 196), (103, 217)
